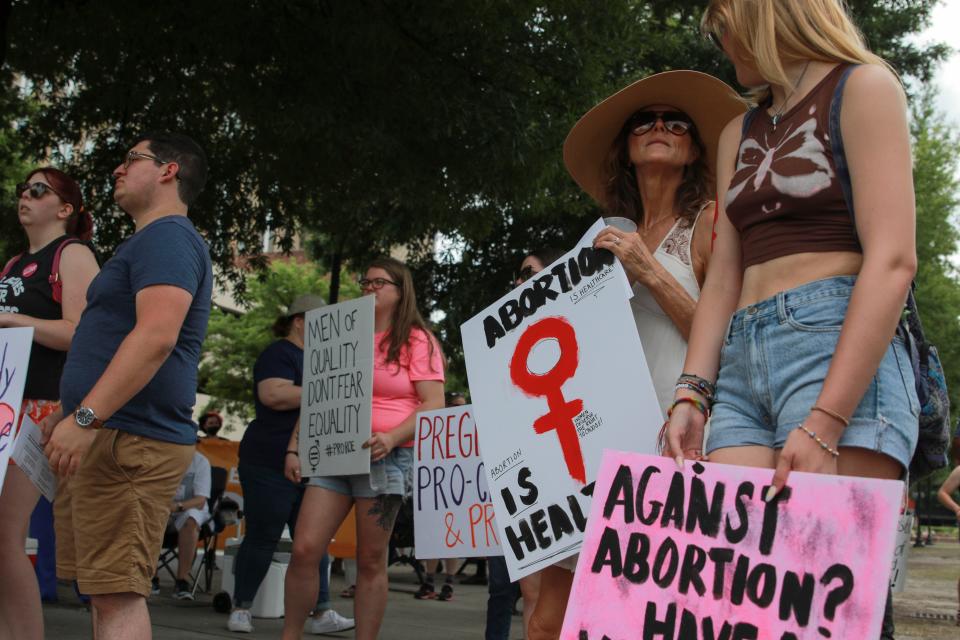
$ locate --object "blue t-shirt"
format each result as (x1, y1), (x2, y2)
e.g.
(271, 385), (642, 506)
(239, 339), (303, 471)
(61, 215), (212, 445)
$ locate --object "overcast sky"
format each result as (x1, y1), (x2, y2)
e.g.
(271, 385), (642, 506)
(913, 0), (960, 124)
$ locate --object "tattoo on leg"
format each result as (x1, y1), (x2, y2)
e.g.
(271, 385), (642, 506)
(368, 495), (402, 530)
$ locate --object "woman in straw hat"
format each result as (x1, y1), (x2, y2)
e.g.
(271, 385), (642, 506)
(566, 70), (745, 418)
(666, 2), (917, 636)
(522, 72), (743, 640)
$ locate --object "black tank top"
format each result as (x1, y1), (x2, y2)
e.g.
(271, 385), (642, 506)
(0, 235), (75, 399)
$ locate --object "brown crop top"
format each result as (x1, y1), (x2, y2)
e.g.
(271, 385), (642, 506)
(725, 64), (861, 268)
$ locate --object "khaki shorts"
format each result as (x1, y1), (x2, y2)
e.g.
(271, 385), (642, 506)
(55, 429), (193, 596)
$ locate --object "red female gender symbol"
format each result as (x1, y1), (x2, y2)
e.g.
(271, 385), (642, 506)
(509, 316), (585, 484)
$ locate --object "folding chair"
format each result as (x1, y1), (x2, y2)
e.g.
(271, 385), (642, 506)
(155, 466), (241, 596)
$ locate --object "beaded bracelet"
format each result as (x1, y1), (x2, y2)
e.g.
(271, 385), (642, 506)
(677, 373), (716, 401)
(285, 450), (299, 457)
(675, 381), (713, 405)
(667, 397), (710, 421)
(797, 425), (840, 458)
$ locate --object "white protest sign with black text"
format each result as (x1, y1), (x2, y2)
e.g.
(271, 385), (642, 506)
(0, 327), (34, 490)
(299, 296), (374, 477)
(461, 219), (661, 579)
(414, 404), (500, 558)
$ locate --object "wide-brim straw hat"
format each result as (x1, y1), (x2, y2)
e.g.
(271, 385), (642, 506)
(563, 70), (746, 205)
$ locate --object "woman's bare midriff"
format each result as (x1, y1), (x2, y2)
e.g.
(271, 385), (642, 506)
(738, 251), (863, 308)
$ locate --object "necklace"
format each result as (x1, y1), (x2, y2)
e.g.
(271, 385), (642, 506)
(771, 61), (811, 130)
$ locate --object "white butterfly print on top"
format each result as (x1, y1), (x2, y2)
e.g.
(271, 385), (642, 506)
(726, 108), (834, 209)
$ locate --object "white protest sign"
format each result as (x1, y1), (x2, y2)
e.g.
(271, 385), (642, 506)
(461, 219), (661, 579)
(889, 510), (913, 593)
(299, 296), (374, 477)
(0, 327), (34, 491)
(413, 404), (500, 558)
(10, 413), (56, 501)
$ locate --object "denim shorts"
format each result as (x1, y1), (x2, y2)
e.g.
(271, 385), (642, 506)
(305, 446), (413, 498)
(705, 276), (919, 470)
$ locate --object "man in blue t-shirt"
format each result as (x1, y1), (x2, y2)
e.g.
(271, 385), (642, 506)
(42, 132), (212, 638)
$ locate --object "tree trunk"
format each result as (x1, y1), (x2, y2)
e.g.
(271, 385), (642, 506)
(328, 249), (342, 304)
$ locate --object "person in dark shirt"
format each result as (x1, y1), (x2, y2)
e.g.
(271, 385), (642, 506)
(227, 295), (354, 634)
(0, 167), (98, 640)
(42, 132), (213, 639)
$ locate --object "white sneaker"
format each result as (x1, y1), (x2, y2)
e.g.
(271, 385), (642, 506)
(227, 609), (254, 633)
(307, 609), (356, 634)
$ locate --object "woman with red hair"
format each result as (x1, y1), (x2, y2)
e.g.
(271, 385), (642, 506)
(0, 168), (99, 640)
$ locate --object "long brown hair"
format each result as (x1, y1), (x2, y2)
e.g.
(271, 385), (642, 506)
(602, 117), (710, 229)
(369, 257), (442, 370)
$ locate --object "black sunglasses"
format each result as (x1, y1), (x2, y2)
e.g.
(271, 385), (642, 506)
(706, 31), (723, 51)
(627, 111), (694, 137)
(17, 181), (63, 200)
(516, 265), (537, 283)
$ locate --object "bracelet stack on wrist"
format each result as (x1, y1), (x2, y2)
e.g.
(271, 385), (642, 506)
(675, 373), (716, 404)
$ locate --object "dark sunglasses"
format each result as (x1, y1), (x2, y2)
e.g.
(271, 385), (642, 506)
(16, 181), (63, 200)
(627, 111), (694, 136)
(516, 265), (538, 283)
(706, 30), (723, 51)
(359, 277), (399, 290)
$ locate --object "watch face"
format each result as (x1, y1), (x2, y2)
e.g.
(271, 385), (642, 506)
(76, 407), (95, 427)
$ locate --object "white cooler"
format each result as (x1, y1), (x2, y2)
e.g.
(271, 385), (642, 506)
(221, 537), (292, 618)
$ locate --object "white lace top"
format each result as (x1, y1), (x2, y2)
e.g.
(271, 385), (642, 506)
(630, 208), (704, 417)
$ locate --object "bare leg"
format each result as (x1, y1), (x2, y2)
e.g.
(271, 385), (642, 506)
(520, 571), (542, 637)
(281, 487), (353, 640)
(354, 495), (401, 640)
(0, 466), (43, 640)
(706, 445), (777, 469)
(527, 565), (573, 640)
(91, 593), (150, 640)
(175, 518), (199, 581)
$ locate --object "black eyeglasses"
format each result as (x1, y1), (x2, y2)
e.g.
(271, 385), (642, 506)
(360, 277), (399, 290)
(627, 111), (694, 137)
(17, 182), (62, 200)
(122, 150), (182, 182)
(123, 150), (167, 169)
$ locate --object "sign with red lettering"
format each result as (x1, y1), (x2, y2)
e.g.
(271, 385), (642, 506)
(561, 451), (902, 640)
(414, 404), (500, 558)
(461, 219), (661, 579)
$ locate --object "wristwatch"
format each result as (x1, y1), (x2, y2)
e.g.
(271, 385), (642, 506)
(74, 406), (105, 430)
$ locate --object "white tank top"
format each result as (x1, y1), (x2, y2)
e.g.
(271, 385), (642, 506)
(631, 209), (704, 417)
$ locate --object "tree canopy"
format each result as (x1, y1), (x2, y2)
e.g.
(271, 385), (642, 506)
(0, 0), (954, 389)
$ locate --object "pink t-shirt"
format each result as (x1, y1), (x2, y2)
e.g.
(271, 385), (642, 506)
(372, 328), (445, 447)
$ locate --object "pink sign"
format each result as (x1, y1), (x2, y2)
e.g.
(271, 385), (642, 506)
(561, 451), (902, 640)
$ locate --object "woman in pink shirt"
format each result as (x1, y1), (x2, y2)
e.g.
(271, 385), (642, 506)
(282, 257), (445, 640)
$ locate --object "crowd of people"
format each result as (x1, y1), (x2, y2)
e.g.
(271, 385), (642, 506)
(0, 0), (956, 639)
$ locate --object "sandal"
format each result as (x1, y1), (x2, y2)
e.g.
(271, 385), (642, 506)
(340, 585), (356, 598)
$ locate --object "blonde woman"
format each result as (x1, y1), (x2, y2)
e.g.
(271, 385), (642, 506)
(665, 2), (917, 637)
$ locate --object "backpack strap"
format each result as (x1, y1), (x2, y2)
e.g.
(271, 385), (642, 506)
(827, 64), (860, 231)
(0, 253), (23, 281)
(740, 106), (759, 136)
(49, 238), (83, 304)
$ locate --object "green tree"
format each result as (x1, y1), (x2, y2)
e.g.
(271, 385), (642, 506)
(199, 260), (361, 419)
(911, 89), (960, 415)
